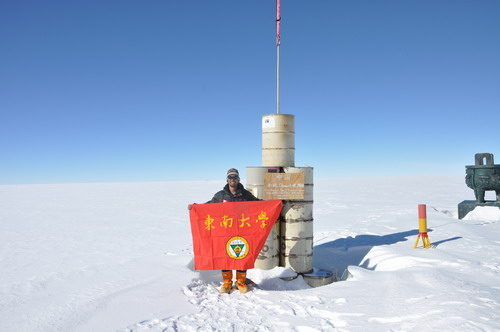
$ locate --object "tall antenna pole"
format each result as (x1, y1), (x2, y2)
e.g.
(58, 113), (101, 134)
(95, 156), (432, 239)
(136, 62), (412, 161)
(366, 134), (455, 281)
(276, 0), (281, 114)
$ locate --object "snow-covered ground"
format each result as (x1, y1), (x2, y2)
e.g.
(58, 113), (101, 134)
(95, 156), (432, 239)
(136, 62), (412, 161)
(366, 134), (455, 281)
(1, 175), (499, 331)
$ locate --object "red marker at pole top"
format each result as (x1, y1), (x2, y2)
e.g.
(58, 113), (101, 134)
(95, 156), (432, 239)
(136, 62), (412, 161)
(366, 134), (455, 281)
(418, 204), (426, 219)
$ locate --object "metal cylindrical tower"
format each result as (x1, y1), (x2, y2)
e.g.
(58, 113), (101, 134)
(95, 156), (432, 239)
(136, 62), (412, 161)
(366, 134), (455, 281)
(244, 1), (329, 286)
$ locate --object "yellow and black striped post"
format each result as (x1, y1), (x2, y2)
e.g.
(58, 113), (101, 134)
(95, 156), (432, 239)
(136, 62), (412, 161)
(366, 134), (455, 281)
(414, 204), (432, 249)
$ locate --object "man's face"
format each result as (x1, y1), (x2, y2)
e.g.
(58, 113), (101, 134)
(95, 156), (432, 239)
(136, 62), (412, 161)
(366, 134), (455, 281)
(227, 175), (239, 187)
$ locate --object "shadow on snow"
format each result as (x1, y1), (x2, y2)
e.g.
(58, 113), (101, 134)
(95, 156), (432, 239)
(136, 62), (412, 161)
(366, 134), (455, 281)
(313, 229), (431, 273)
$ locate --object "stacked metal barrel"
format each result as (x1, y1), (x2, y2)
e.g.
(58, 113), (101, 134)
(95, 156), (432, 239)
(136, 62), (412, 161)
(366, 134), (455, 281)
(247, 114), (313, 274)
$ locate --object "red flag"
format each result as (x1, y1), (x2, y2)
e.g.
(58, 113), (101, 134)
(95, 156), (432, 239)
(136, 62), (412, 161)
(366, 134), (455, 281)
(189, 200), (282, 270)
(276, 0), (281, 46)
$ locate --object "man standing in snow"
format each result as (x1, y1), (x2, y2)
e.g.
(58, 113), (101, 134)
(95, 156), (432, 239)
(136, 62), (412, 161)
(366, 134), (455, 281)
(205, 168), (260, 293)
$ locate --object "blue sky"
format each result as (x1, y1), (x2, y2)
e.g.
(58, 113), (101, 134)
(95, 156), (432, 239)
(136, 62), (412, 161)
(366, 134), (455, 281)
(1, 0), (499, 184)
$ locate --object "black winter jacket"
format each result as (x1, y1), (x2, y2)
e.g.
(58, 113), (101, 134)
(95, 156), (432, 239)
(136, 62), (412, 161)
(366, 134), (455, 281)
(206, 183), (260, 203)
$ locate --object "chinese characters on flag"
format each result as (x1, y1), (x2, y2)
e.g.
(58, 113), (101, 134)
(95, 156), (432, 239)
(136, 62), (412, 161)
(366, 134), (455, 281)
(189, 200), (282, 270)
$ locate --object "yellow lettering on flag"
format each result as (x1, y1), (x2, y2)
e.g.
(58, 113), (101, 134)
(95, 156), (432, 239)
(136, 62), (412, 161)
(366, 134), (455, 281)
(220, 215), (233, 229)
(256, 211), (269, 228)
(238, 213), (251, 228)
(204, 215), (215, 230)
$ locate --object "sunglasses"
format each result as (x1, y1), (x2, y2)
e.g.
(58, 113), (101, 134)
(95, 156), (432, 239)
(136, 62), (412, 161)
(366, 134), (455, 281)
(227, 175), (239, 180)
